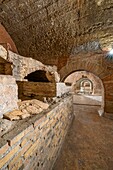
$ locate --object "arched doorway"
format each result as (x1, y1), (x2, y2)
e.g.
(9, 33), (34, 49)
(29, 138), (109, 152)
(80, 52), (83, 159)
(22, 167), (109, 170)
(64, 71), (104, 116)
(59, 54), (113, 114)
(74, 77), (93, 94)
(80, 79), (93, 94)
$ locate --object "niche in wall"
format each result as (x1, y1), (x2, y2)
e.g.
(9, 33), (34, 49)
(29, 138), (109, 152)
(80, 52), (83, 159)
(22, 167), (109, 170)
(24, 70), (50, 82)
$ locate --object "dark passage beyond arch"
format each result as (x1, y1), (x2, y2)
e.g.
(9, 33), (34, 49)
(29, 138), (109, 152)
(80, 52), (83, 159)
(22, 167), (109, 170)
(24, 70), (50, 82)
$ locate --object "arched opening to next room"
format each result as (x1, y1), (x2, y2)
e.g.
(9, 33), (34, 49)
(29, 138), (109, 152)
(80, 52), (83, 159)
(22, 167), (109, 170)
(64, 71), (104, 116)
(74, 77), (93, 95)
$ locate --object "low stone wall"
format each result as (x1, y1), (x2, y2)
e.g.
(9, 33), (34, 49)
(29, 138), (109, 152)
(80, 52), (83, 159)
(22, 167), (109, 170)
(0, 75), (18, 118)
(0, 96), (73, 170)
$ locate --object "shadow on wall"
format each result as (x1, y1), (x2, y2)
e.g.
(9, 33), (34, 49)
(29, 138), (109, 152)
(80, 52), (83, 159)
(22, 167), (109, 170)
(24, 70), (50, 82)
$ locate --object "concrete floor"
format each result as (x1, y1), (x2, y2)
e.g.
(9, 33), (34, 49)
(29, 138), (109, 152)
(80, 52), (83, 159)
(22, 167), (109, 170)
(53, 95), (113, 170)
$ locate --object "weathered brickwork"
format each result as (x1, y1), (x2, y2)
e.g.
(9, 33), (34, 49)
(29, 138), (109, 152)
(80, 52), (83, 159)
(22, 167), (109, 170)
(0, 75), (18, 118)
(103, 75), (113, 114)
(60, 52), (113, 114)
(0, 0), (113, 68)
(0, 45), (60, 82)
(0, 96), (73, 170)
(17, 81), (71, 101)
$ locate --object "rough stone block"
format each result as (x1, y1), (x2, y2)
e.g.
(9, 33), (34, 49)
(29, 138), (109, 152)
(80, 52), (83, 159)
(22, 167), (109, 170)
(21, 141), (33, 156)
(0, 75), (18, 118)
(0, 96), (73, 170)
(0, 145), (20, 169)
(8, 151), (22, 170)
(3, 110), (23, 121)
(56, 83), (71, 97)
(24, 139), (39, 159)
(33, 116), (46, 127)
(20, 138), (28, 147)
(0, 143), (9, 157)
(7, 131), (25, 146)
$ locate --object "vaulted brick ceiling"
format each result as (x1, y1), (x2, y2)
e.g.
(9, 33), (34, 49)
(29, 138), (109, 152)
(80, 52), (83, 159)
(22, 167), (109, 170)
(0, 0), (113, 67)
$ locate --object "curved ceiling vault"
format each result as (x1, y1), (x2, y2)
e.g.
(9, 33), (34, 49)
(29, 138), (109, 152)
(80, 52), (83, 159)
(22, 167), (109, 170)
(0, 0), (113, 68)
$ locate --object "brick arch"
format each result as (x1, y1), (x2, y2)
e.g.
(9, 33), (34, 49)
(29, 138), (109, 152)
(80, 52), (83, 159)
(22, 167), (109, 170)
(64, 70), (104, 116)
(60, 60), (111, 82)
(59, 56), (113, 115)
(76, 78), (93, 91)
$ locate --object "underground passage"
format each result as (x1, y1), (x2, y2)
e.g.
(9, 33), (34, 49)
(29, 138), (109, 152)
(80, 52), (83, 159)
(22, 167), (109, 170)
(0, 1), (113, 170)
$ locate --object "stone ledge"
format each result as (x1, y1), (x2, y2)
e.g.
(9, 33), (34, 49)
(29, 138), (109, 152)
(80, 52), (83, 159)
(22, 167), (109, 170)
(0, 95), (72, 146)
(0, 75), (18, 118)
(0, 95), (73, 170)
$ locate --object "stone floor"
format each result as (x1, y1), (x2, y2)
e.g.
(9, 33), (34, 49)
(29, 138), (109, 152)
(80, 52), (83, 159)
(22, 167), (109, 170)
(73, 94), (102, 105)
(53, 95), (113, 170)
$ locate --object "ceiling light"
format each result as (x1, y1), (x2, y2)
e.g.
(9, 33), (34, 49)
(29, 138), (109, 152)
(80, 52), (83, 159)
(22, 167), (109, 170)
(109, 49), (113, 55)
(105, 48), (113, 61)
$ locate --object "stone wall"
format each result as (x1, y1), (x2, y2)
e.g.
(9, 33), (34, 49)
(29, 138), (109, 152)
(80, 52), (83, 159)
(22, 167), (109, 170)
(17, 81), (56, 101)
(56, 83), (71, 97)
(17, 81), (71, 100)
(0, 45), (60, 82)
(0, 75), (18, 118)
(0, 0), (113, 68)
(59, 53), (113, 114)
(0, 96), (73, 170)
(103, 74), (113, 114)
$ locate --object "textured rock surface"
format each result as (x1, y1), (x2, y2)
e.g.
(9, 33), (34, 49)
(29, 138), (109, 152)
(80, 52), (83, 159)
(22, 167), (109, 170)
(0, 0), (113, 114)
(56, 83), (71, 97)
(18, 99), (49, 112)
(0, 96), (73, 170)
(3, 110), (25, 121)
(0, 75), (18, 118)
(17, 81), (71, 101)
(59, 53), (113, 114)
(0, 118), (14, 137)
(0, 45), (60, 82)
(3, 99), (49, 120)
(0, 0), (113, 68)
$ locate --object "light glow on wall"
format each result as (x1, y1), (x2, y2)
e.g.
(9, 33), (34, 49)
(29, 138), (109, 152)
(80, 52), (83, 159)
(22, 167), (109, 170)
(106, 48), (113, 61)
(109, 49), (113, 55)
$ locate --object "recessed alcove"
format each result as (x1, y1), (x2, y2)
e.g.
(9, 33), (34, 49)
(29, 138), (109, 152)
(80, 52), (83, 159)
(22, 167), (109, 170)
(24, 70), (50, 82)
